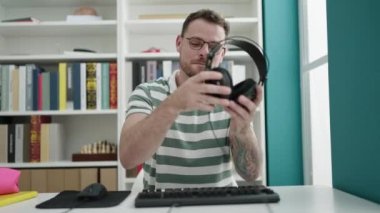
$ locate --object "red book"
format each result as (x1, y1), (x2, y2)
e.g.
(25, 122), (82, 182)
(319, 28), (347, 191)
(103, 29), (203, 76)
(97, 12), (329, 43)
(29, 115), (51, 162)
(109, 63), (117, 109)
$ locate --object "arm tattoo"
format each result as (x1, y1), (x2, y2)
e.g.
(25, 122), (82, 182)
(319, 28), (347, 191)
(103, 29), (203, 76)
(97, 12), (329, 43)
(231, 136), (259, 181)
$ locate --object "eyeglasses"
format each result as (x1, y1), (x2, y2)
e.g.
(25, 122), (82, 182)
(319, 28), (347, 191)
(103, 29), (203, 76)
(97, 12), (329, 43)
(185, 37), (223, 51)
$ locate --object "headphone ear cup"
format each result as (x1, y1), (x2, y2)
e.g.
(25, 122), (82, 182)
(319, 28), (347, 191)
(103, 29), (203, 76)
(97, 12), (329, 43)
(230, 79), (257, 101)
(206, 67), (233, 99)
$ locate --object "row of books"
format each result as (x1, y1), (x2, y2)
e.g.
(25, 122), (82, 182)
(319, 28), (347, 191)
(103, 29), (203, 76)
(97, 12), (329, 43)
(0, 62), (117, 112)
(0, 115), (64, 163)
(131, 59), (247, 89)
(132, 60), (179, 89)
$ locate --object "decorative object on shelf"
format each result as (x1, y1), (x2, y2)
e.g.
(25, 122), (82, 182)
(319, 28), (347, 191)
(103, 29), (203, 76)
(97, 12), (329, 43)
(63, 48), (96, 55)
(142, 47), (161, 53)
(72, 140), (117, 161)
(66, 6), (102, 22)
(1, 17), (40, 23)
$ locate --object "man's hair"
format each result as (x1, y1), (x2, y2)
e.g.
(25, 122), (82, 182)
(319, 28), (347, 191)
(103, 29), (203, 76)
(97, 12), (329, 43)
(181, 9), (230, 37)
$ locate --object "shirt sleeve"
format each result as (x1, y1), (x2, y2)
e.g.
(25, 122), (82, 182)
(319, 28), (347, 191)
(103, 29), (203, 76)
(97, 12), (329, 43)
(125, 83), (154, 118)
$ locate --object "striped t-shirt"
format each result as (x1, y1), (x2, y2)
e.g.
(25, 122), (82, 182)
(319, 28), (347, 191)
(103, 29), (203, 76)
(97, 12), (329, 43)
(126, 70), (236, 189)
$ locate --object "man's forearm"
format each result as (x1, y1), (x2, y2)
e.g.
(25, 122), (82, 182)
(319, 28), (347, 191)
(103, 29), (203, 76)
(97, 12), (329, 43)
(230, 128), (262, 182)
(119, 99), (179, 169)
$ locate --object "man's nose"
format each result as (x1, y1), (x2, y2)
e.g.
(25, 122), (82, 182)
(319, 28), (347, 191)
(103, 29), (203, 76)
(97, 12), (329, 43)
(199, 43), (211, 55)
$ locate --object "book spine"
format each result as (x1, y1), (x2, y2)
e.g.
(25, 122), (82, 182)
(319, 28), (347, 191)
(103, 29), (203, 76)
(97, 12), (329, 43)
(58, 63), (67, 110)
(18, 65), (26, 111)
(109, 62), (117, 109)
(72, 63), (81, 110)
(11, 66), (20, 111)
(66, 63), (73, 110)
(25, 64), (35, 111)
(23, 124), (30, 162)
(7, 124), (15, 163)
(32, 67), (39, 111)
(80, 63), (86, 110)
(1, 65), (9, 111)
(8, 65), (15, 111)
(49, 71), (59, 110)
(15, 124), (23, 162)
(29, 115), (51, 162)
(37, 73), (43, 110)
(40, 124), (49, 162)
(101, 63), (110, 109)
(132, 61), (142, 89)
(0, 125), (8, 162)
(96, 63), (102, 110)
(0, 65), (2, 111)
(86, 63), (97, 109)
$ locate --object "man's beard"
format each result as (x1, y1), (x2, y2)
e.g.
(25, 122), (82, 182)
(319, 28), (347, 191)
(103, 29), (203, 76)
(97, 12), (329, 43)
(179, 56), (205, 78)
(180, 60), (198, 78)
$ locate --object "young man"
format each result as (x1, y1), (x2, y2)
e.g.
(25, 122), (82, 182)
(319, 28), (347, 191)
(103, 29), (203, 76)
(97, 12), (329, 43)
(120, 9), (263, 189)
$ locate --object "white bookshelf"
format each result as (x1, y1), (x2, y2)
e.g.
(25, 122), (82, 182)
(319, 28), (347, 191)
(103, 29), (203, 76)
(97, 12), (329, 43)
(0, 0), (120, 188)
(0, 0), (266, 190)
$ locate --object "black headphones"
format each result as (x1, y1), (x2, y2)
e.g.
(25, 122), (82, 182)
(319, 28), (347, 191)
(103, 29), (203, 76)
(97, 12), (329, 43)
(205, 36), (268, 101)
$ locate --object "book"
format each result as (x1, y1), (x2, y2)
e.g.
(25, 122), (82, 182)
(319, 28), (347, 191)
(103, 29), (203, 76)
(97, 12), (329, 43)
(58, 63), (67, 110)
(7, 124), (16, 163)
(49, 71), (59, 110)
(71, 63), (81, 110)
(86, 63), (97, 109)
(29, 115), (51, 162)
(66, 15), (102, 23)
(101, 63), (110, 110)
(0, 125), (8, 162)
(1, 17), (40, 23)
(138, 13), (187, 19)
(0, 191), (38, 207)
(109, 63), (117, 109)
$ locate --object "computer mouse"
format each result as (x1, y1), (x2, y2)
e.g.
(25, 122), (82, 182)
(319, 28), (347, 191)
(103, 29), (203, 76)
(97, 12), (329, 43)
(77, 183), (108, 200)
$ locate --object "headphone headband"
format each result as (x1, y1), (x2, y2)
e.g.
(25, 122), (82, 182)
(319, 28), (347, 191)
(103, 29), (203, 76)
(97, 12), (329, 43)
(206, 36), (268, 84)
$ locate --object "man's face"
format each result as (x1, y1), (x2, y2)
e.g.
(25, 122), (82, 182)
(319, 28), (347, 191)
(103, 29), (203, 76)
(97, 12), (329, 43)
(176, 19), (226, 78)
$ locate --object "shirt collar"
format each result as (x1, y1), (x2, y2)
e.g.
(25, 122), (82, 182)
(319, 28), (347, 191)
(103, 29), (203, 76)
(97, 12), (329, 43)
(168, 69), (179, 94)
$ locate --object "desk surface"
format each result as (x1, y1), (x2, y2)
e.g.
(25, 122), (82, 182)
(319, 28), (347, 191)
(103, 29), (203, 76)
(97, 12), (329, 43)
(1, 186), (379, 213)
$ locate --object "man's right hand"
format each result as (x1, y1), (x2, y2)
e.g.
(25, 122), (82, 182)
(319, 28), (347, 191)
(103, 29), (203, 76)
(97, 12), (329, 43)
(167, 71), (232, 112)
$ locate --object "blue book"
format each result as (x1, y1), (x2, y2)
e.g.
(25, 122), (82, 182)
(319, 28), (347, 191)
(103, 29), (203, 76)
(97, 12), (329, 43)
(101, 63), (109, 109)
(72, 63), (81, 110)
(31, 68), (40, 111)
(50, 71), (59, 110)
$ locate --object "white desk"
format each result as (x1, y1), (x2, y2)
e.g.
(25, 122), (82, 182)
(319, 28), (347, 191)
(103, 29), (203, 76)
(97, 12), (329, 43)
(1, 186), (379, 213)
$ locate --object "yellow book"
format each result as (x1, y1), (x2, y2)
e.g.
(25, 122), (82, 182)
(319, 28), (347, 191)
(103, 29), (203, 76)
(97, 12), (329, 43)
(58, 63), (67, 110)
(0, 191), (38, 207)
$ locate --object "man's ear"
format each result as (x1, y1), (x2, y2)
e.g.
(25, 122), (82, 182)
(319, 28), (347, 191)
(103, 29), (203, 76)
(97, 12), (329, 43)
(176, 35), (182, 52)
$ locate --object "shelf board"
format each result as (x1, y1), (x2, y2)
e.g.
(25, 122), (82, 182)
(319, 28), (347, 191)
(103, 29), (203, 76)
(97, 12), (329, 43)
(125, 51), (250, 60)
(0, 161), (118, 168)
(129, 0), (251, 4)
(0, 0), (116, 7)
(0, 53), (117, 63)
(0, 109), (118, 116)
(125, 18), (258, 34)
(0, 20), (117, 37)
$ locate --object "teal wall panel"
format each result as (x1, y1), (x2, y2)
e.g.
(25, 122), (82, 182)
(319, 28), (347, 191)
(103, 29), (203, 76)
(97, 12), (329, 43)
(327, 0), (380, 204)
(263, 0), (303, 185)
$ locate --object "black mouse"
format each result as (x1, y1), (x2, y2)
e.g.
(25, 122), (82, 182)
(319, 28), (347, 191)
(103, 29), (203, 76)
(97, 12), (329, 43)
(77, 183), (108, 200)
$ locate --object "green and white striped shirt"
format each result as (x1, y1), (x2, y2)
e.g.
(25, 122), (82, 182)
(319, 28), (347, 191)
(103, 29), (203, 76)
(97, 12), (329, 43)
(126, 70), (236, 189)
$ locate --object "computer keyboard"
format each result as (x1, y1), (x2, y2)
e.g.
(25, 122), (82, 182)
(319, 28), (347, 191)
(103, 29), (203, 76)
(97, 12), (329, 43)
(134, 185), (280, 207)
